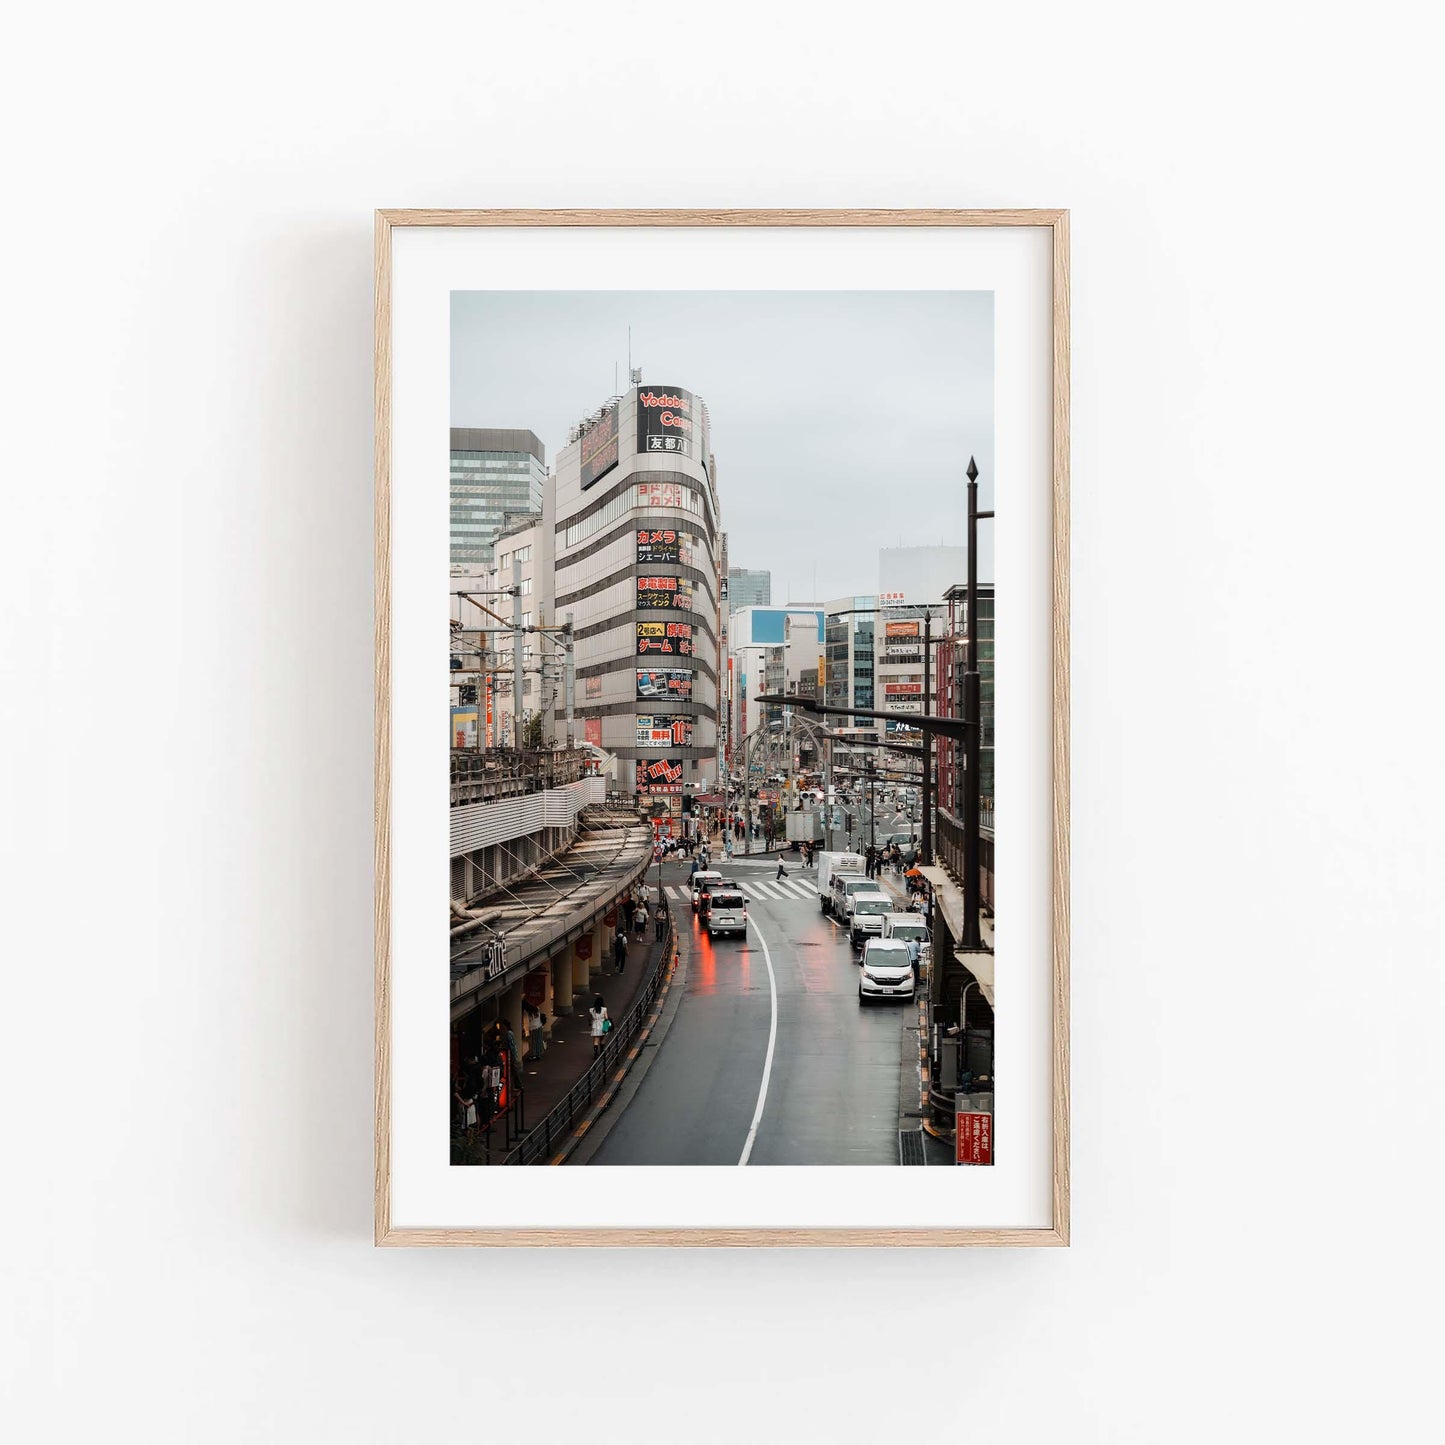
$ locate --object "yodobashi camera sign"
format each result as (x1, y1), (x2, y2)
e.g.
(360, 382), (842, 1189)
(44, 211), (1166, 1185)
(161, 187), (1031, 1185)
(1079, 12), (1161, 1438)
(636, 386), (695, 460)
(579, 403), (619, 489)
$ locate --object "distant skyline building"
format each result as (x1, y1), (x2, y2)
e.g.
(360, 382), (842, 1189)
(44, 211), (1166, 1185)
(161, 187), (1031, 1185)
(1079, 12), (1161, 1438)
(449, 427), (547, 566)
(728, 567), (771, 613)
(824, 596), (877, 727)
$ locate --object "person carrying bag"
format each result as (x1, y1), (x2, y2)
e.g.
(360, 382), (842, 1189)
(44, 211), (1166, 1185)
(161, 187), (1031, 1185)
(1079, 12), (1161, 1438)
(589, 996), (610, 1057)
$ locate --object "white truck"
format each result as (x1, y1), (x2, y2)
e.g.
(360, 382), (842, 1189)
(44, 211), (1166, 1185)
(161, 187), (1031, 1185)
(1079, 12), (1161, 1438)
(815, 851), (866, 913)
(785, 809), (825, 844)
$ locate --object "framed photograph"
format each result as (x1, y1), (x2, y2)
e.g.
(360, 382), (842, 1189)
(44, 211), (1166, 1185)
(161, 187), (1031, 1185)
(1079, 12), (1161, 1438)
(375, 210), (1069, 1245)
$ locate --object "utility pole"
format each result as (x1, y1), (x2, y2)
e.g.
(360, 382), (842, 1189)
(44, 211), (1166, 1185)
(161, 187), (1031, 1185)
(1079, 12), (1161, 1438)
(511, 554), (524, 752)
(822, 728), (835, 852)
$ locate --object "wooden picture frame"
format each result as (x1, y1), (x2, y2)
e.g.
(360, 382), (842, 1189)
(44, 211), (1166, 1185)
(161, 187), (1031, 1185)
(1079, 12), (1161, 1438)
(375, 209), (1069, 1245)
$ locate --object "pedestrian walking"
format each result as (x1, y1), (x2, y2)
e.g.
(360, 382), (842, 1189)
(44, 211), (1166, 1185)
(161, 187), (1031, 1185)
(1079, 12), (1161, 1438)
(776, 860), (788, 881)
(654, 903), (667, 941)
(635, 901), (648, 938)
(589, 996), (610, 1057)
(622, 894), (636, 932)
(613, 927), (628, 974)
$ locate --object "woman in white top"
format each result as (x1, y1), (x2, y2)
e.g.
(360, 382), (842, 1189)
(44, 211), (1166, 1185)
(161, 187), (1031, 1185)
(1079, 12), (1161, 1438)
(589, 996), (609, 1056)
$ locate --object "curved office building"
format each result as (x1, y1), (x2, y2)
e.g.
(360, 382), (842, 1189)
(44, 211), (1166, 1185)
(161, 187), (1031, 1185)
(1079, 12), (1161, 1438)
(553, 383), (722, 820)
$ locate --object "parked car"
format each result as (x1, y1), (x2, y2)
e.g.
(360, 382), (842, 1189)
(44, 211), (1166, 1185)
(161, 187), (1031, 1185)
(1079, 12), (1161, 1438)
(858, 938), (915, 1004)
(829, 873), (873, 921)
(706, 889), (748, 938)
(848, 891), (895, 946)
(882, 913), (929, 975)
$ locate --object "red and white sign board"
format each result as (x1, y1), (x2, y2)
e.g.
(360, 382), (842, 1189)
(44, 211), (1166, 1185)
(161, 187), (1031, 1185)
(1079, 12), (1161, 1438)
(956, 1111), (993, 1166)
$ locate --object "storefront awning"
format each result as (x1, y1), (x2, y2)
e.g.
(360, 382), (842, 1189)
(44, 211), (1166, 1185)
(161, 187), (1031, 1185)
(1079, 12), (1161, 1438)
(919, 864), (994, 1005)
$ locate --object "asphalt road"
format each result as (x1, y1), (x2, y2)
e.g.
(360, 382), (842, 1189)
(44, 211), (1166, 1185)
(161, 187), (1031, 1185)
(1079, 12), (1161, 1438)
(591, 857), (912, 1165)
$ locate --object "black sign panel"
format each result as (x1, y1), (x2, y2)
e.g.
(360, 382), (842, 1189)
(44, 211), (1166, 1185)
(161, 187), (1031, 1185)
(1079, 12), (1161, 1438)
(636, 620), (693, 657)
(636, 385), (695, 460)
(579, 404), (619, 490)
(636, 527), (680, 565)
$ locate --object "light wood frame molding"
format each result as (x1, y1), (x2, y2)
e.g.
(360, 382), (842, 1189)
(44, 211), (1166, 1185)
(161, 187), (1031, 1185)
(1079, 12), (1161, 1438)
(375, 209), (1070, 1246)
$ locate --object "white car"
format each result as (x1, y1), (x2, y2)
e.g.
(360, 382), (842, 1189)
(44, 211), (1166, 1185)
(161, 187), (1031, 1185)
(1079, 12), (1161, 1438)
(848, 891), (894, 945)
(858, 938), (915, 1003)
(706, 889), (748, 938)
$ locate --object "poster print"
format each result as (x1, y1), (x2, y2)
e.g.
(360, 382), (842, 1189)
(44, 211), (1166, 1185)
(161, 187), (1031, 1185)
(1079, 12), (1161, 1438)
(386, 206), (1072, 1255)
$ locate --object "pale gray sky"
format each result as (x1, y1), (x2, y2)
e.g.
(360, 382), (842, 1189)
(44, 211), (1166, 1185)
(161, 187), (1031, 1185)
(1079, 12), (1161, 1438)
(451, 291), (993, 602)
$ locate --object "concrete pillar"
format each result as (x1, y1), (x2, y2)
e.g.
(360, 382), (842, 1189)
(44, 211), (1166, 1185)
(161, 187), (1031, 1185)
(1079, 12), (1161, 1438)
(500, 980), (526, 1077)
(589, 915), (608, 981)
(551, 947), (573, 1016)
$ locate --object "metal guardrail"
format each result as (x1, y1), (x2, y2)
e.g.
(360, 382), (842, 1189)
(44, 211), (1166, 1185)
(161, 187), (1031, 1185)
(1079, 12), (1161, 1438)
(507, 912), (678, 1165)
(451, 747), (594, 806)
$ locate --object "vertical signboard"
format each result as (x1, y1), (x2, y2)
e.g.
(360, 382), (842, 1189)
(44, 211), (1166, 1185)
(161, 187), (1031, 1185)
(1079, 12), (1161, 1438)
(955, 1096), (994, 1165)
(579, 403), (619, 489)
(451, 705), (479, 749)
(636, 386), (696, 460)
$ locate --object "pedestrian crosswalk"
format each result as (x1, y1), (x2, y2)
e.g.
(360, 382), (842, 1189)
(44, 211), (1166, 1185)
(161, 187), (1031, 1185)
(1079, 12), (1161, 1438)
(664, 879), (819, 903)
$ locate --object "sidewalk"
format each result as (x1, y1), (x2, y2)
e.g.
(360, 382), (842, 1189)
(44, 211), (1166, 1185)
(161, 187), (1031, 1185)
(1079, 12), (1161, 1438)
(503, 908), (670, 1156)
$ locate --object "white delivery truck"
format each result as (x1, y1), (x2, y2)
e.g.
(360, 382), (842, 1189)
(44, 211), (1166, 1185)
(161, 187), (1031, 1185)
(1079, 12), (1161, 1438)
(785, 810), (824, 845)
(815, 851), (865, 913)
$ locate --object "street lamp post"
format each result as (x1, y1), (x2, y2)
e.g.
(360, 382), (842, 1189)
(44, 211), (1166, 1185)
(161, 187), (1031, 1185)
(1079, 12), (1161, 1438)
(961, 455), (993, 953)
(921, 609), (934, 865)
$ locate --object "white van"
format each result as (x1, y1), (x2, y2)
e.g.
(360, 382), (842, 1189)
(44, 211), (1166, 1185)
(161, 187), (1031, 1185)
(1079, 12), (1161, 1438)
(858, 938), (915, 1003)
(706, 888), (748, 938)
(829, 873), (872, 921)
(689, 870), (723, 910)
(848, 891), (894, 945)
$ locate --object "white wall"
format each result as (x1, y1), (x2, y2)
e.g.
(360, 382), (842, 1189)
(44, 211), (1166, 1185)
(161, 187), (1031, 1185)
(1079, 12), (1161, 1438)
(3, 4), (1441, 1443)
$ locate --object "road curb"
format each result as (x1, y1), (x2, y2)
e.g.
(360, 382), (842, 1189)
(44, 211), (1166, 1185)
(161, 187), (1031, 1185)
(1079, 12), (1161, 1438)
(552, 942), (689, 1166)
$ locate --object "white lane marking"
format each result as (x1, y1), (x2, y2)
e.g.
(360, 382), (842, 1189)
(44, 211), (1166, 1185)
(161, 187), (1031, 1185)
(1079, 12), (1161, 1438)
(738, 911), (779, 1167)
(745, 882), (777, 899)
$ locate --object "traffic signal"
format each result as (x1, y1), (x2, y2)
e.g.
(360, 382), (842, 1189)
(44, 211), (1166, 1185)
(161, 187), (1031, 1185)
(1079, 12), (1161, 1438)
(845, 812), (853, 833)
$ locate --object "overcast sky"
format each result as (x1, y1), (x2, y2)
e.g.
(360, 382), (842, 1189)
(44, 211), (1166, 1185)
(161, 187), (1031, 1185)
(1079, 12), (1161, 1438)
(451, 291), (993, 602)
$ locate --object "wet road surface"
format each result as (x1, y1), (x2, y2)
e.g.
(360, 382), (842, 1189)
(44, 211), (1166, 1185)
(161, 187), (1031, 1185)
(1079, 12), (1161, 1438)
(591, 857), (910, 1165)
